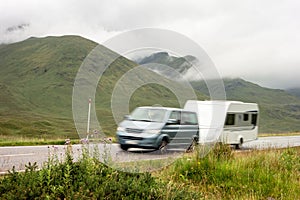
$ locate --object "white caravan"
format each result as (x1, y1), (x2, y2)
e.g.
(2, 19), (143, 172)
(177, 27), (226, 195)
(184, 100), (259, 149)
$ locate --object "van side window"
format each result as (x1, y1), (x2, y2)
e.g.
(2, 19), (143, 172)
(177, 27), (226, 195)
(181, 112), (198, 125)
(251, 113), (258, 126)
(225, 114), (235, 126)
(169, 111), (181, 124)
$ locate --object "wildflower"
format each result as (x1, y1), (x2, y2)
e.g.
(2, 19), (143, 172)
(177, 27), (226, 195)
(65, 138), (71, 145)
(80, 138), (89, 144)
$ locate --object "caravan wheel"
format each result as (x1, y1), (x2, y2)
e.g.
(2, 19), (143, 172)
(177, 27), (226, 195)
(235, 138), (244, 149)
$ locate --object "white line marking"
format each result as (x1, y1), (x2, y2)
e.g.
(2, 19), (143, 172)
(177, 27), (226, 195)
(0, 153), (35, 158)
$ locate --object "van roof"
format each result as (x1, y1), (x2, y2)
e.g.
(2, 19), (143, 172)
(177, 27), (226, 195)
(185, 100), (258, 107)
(138, 106), (184, 111)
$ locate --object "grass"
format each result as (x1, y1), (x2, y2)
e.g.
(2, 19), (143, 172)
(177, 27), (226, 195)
(259, 132), (300, 137)
(0, 136), (76, 146)
(0, 113), (78, 146)
(0, 130), (298, 147)
(158, 144), (300, 199)
(0, 143), (299, 199)
(111, 156), (178, 173)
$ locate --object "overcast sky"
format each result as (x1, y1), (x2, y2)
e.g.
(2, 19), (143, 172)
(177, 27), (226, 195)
(1, 0), (299, 89)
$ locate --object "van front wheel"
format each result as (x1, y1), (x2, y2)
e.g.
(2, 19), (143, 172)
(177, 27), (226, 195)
(120, 145), (129, 151)
(158, 139), (168, 151)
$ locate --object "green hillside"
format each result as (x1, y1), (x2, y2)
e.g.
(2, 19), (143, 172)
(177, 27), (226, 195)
(1, 39), (298, 142)
(0, 36), (205, 141)
(137, 52), (300, 133)
(287, 88), (300, 99)
(0, 36), (98, 140)
(191, 79), (300, 133)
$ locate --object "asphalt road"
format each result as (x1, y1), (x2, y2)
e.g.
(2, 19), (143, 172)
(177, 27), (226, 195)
(1, 135), (300, 174)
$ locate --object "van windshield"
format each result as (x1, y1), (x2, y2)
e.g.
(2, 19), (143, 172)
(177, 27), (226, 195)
(130, 108), (167, 123)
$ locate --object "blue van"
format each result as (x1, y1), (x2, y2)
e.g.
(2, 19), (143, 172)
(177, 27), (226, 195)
(116, 106), (199, 151)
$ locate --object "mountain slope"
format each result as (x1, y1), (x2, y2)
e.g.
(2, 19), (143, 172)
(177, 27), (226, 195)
(0, 36), (206, 139)
(0, 36), (97, 116)
(286, 88), (300, 99)
(138, 52), (300, 133)
(0, 36), (99, 139)
(137, 52), (197, 80)
(191, 79), (300, 133)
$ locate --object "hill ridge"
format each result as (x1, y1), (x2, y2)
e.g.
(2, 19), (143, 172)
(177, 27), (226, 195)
(138, 51), (300, 133)
(0, 36), (204, 139)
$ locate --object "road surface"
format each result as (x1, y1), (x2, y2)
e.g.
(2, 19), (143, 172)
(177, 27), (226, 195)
(1, 135), (300, 174)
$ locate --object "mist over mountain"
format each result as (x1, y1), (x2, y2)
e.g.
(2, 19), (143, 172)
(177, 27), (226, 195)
(6, 23), (30, 33)
(137, 52), (200, 81)
(137, 52), (300, 133)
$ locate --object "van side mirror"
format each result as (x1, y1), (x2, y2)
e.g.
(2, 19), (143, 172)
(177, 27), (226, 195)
(124, 115), (131, 120)
(167, 119), (178, 124)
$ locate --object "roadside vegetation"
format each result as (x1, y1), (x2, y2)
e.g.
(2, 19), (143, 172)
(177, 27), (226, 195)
(258, 132), (300, 137)
(1, 143), (299, 199)
(2, 132), (300, 146)
(161, 144), (300, 199)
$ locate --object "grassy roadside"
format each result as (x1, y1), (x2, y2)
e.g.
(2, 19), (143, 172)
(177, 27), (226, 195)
(0, 136), (118, 147)
(1, 131), (299, 146)
(156, 145), (300, 199)
(259, 132), (300, 137)
(0, 137), (75, 146)
(0, 144), (299, 199)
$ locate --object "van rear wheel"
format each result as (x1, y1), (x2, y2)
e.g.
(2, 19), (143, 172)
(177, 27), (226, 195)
(186, 139), (197, 153)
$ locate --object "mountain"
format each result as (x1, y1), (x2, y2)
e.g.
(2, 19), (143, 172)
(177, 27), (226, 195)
(137, 52), (300, 133)
(1, 39), (298, 140)
(0, 36), (206, 140)
(286, 88), (300, 99)
(138, 52), (195, 73)
(138, 52), (197, 80)
(191, 79), (300, 133)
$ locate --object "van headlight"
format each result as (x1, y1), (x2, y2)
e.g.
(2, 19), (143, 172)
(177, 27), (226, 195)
(147, 129), (160, 134)
(117, 127), (125, 132)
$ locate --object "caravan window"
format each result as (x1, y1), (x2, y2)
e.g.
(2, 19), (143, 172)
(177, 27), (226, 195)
(251, 113), (258, 126)
(243, 114), (249, 121)
(225, 114), (235, 126)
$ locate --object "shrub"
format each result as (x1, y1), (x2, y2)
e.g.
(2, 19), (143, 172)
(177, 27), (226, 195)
(0, 145), (200, 199)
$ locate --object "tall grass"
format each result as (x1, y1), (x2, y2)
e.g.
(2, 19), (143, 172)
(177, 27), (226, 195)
(162, 144), (300, 199)
(1, 143), (299, 199)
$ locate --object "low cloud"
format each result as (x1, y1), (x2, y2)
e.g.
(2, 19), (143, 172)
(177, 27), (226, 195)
(0, 0), (299, 89)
